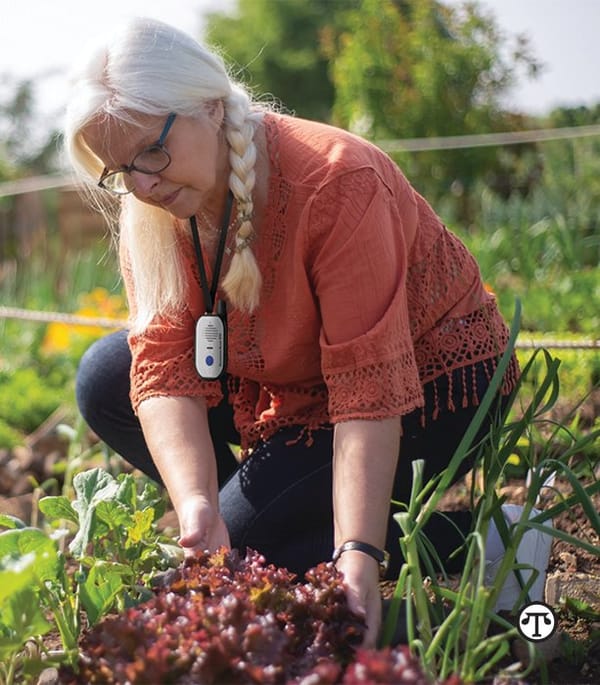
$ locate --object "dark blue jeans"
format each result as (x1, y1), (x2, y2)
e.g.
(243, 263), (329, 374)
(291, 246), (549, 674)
(76, 330), (509, 579)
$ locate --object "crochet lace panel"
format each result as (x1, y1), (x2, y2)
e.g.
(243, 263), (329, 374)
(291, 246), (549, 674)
(415, 302), (509, 383)
(303, 167), (516, 426)
(406, 198), (479, 338)
(261, 114), (291, 299)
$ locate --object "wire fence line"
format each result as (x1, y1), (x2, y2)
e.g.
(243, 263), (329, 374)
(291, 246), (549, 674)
(377, 123), (600, 153)
(0, 305), (126, 330)
(1, 124), (600, 199)
(0, 173), (77, 198)
(1, 305), (599, 351)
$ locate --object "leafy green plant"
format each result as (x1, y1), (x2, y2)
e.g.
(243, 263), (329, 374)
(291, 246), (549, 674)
(1, 236), (119, 317)
(0, 467), (181, 683)
(0, 521), (78, 684)
(0, 241), (123, 446)
(40, 467), (181, 620)
(458, 135), (600, 336)
(561, 596), (600, 623)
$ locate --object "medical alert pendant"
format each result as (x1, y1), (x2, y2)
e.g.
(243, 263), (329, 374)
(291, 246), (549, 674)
(195, 314), (227, 380)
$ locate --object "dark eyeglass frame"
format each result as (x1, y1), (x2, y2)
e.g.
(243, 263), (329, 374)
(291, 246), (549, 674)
(97, 113), (177, 195)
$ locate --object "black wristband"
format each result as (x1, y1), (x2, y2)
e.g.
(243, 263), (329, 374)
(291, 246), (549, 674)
(332, 540), (390, 578)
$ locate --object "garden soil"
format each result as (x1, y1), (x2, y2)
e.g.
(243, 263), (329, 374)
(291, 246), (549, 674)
(0, 407), (598, 685)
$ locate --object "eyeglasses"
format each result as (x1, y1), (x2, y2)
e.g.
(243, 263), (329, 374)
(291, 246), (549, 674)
(97, 113), (176, 195)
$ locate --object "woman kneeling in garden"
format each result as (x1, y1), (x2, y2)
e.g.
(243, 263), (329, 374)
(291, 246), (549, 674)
(64, 17), (552, 646)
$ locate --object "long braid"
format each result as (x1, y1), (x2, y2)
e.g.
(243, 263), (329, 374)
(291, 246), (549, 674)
(221, 87), (262, 312)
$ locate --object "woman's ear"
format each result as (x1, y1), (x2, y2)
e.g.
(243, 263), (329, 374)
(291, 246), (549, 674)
(206, 99), (225, 128)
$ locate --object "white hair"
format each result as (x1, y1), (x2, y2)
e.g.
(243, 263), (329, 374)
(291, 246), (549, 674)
(64, 17), (264, 331)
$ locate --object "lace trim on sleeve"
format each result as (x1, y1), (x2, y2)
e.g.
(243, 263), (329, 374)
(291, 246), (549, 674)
(129, 342), (224, 411)
(324, 351), (424, 422)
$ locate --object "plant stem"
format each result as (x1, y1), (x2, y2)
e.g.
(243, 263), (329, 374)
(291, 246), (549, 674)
(4, 654), (17, 685)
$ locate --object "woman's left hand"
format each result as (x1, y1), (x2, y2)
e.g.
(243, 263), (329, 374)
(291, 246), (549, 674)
(332, 418), (401, 648)
(335, 550), (382, 648)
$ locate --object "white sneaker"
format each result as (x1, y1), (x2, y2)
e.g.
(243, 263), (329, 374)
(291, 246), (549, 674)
(485, 504), (554, 613)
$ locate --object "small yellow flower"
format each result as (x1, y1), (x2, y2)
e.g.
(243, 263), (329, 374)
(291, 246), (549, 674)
(41, 288), (127, 356)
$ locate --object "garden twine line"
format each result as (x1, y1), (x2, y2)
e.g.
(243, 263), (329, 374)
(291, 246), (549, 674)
(1, 305), (600, 350)
(0, 305), (126, 329)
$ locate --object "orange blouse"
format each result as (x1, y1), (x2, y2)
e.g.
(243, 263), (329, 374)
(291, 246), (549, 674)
(123, 113), (518, 453)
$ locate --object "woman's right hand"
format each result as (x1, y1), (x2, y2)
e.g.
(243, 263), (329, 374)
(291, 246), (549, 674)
(137, 396), (230, 558)
(177, 493), (231, 557)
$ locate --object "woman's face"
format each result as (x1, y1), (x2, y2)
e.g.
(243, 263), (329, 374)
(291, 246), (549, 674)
(82, 105), (228, 219)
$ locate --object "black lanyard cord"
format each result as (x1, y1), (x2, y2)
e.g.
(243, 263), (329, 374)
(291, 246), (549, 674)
(189, 190), (234, 314)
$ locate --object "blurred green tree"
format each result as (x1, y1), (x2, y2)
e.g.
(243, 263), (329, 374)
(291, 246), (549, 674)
(324, 0), (543, 222)
(206, 0), (544, 222)
(204, 0), (352, 121)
